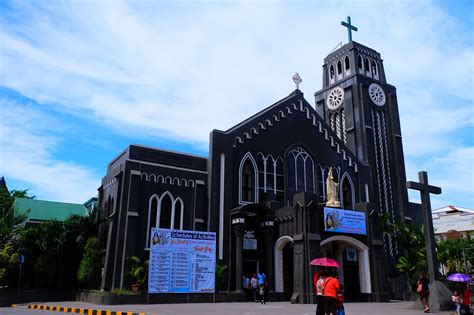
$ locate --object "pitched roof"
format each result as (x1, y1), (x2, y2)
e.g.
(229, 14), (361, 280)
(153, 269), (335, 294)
(14, 198), (87, 222)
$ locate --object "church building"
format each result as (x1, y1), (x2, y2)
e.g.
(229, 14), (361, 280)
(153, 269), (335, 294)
(98, 27), (411, 302)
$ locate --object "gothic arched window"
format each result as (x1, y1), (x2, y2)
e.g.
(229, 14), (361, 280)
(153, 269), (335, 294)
(358, 55), (363, 70)
(364, 58), (370, 72)
(371, 60), (377, 76)
(345, 56), (350, 71)
(287, 147), (315, 197)
(337, 61), (342, 75)
(239, 153), (258, 203)
(173, 198), (184, 230)
(329, 65), (335, 80)
(159, 193), (173, 229)
(340, 173), (355, 209)
(274, 157), (284, 202)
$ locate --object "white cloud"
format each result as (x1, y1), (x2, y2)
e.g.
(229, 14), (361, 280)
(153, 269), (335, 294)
(0, 97), (101, 203)
(0, 0), (472, 207)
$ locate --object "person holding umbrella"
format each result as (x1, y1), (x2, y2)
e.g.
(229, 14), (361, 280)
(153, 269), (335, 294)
(310, 258), (340, 315)
(446, 273), (472, 315)
(461, 283), (471, 315)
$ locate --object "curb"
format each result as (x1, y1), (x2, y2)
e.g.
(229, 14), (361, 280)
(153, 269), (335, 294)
(25, 304), (146, 315)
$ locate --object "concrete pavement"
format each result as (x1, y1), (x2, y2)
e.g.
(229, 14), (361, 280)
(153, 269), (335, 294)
(0, 301), (456, 315)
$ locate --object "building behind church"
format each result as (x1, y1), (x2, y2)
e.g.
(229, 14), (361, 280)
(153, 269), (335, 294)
(98, 39), (412, 302)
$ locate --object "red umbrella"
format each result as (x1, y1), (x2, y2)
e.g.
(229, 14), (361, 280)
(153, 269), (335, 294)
(309, 257), (340, 267)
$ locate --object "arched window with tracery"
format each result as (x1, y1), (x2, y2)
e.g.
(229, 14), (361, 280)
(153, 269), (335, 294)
(286, 147), (315, 200)
(275, 157), (284, 202)
(145, 192), (185, 248)
(239, 153), (258, 203)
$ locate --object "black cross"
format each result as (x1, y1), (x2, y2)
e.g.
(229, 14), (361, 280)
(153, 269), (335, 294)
(406, 171), (442, 282)
(341, 16), (358, 42)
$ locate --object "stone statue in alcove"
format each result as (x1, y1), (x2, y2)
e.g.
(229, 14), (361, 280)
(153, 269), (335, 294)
(326, 167), (341, 207)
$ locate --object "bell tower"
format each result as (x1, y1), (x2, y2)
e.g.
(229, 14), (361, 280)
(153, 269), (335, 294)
(314, 18), (409, 258)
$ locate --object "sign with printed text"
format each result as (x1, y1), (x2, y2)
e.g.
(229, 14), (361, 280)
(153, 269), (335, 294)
(324, 207), (367, 235)
(148, 228), (216, 293)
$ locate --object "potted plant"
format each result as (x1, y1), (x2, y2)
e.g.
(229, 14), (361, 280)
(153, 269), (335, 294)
(125, 256), (146, 292)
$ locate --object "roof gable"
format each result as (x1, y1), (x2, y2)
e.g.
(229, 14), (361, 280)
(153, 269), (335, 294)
(14, 198), (87, 222)
(226, 90), (360, 173)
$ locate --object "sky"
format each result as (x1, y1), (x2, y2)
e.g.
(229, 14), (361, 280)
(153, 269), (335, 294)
(0, 0), (473, 210)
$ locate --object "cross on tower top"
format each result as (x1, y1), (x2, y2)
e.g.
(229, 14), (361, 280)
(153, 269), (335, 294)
(341, 16), (358, 42)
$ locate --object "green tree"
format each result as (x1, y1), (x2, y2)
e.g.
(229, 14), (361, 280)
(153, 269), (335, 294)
(77, 237), (103, 289)
(379, 213), (426, 291)
(437, 233), (473, 274)
(0, 184), (34, 291)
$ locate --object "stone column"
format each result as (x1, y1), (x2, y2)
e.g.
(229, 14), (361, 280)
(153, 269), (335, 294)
(261, 219), (275, 291)
(232, 217), (245, 292)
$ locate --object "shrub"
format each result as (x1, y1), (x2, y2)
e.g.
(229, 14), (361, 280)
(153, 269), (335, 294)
(77, 237), (102, 289)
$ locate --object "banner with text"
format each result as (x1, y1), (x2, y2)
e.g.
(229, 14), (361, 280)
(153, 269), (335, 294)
(324, 207), (367, 235)
(148, 228), (216, 293)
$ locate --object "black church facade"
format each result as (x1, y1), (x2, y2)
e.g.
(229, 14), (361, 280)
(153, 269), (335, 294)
(98, 41), (410, 303)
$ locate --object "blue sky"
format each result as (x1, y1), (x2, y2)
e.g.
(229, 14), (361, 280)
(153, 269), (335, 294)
(0, 0), (472, 210)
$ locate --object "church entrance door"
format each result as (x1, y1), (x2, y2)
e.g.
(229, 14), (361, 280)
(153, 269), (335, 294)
(320, 235), (371, 298)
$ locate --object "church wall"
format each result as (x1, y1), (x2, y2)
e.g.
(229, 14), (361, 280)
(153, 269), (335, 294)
(99, 145), (209, 290)
(210, 92), (361, 292)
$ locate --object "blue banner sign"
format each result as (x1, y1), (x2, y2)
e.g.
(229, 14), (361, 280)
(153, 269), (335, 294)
(148, 228), (216, 293)
(324, 207), (367, 235)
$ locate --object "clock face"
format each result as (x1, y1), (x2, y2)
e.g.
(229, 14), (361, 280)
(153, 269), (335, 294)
(327, 87), (344, 110)
(368, 83), (386, 106)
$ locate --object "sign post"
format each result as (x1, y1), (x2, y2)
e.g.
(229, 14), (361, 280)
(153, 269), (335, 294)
(148, 228), (216, 294)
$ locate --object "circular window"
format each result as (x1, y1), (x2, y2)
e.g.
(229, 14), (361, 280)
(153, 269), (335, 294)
(368, 83), (386, 106)
(327, 87), (344, 110)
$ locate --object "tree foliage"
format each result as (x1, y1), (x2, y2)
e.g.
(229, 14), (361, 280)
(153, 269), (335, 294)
(437, 233), (473, 275)
(379, 213), (427, 291)
(77, 237), (103, 289)
(0, 185), (34, 290)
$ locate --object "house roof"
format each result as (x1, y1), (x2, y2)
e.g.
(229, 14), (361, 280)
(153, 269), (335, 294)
(14, 198), (87, 222)
(433, 205), (474, 214)
(432, 205), (474, 234)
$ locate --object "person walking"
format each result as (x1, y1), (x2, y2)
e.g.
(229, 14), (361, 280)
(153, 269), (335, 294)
(315, 271), (326, 315)
(417, 271), (430, 313)
(452, 290), (462, 315)
(250, 273), (259, 302)
(323, 272), (341, 315)
(242, 273), (251, 301)
(461, 284), (472, 315)
(259, 284), (266, 304)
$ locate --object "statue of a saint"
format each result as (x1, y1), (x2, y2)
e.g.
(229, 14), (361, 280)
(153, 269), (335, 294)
(326, 167), (341, 207)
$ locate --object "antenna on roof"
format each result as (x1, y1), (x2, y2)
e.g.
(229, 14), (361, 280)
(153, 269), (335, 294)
(329, 42), (343, 54)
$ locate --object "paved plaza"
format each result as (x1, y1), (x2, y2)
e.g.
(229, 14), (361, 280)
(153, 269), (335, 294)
(1, 301), (455, 315)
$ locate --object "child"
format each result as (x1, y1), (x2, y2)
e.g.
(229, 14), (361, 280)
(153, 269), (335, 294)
(452, 290), (462, 315)
(336, 284), (345, 315)
(259, 284), (266, 304)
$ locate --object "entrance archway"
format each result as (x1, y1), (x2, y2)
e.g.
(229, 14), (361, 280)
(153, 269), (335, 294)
(274, 236), (294, 292)
(320, 235), (371, 294)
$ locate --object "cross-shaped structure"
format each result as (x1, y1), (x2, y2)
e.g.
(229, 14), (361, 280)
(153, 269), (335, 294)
(406, 171), (442, 283)
(292, 72), (302, 90)
(341, 16), (358, 42)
